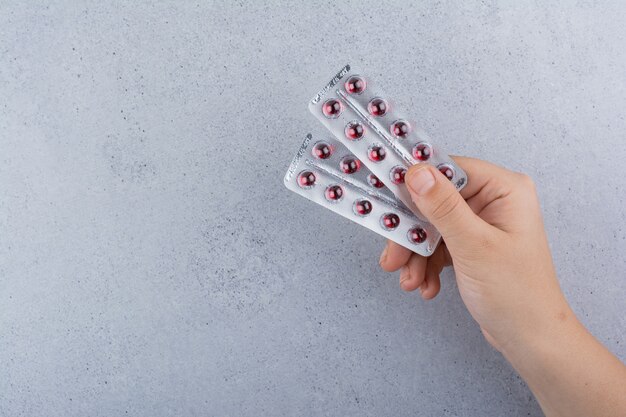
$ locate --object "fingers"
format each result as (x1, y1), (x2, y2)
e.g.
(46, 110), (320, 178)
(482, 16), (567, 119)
(399, 245), (449, 299)
(405, 163), (489, 253)
(420, 260), (443, 300)
(379, 240), (412, 272)
(399, 253), (428, 291)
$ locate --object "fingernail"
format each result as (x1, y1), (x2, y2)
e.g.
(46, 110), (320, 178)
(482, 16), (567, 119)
(379, 245), (388, 266)
(406, 166), (436, 196)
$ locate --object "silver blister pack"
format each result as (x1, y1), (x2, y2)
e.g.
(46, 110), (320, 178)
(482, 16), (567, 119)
(308, 64), (467, 228)
(284, 132), (440, 256)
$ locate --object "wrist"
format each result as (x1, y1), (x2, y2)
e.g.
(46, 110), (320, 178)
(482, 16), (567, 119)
(499, 300), (586, 383)
(496, 299), (626, 417)
(498, 296), (580, 367)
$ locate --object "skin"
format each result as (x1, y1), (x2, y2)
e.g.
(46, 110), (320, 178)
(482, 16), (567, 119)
(379, 157), (626, 417)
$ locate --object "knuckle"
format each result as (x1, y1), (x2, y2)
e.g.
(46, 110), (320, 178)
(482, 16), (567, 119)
(430, 191), (463, 222)
(517, 173), (536, 191)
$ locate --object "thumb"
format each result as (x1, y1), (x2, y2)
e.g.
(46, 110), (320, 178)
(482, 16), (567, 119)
(405, 164), (485, 251)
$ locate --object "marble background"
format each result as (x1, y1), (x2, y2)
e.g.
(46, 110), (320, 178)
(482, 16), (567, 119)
(1, 1), (624, 416)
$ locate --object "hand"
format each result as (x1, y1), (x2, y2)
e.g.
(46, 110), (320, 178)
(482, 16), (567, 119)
(379, 157), (626, 417)
(379, 156), (566, 351)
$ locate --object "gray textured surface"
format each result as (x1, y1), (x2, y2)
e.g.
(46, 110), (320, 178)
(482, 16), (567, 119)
(1, 2), (625, 416)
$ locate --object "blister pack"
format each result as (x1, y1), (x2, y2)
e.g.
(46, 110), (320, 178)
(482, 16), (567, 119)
(308, 64), (467, 222)
(284, 132), (441, 256)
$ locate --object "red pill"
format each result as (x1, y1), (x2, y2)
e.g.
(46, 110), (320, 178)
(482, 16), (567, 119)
(353, 199), (373, 216)
(368, 145), (386, 162)
(390, 166), (407, 184)
(408, 226), (427, 244)
(412, 142), (432, 161)
(322, 99), (342, 118)
(438, 164), (455, 181)
(340, 156), (361, 174)
(390, 120), (410, 138)
(297, 171), (316, 188)
(367, 174), (385, 189)
(380, 213), (400, 230)
(313, 142), (332, 159)
(345, 76), (366, 94)
(368, 98), (388, 117)
(325, 184), (344, 202)
(345, 121), (365, 140)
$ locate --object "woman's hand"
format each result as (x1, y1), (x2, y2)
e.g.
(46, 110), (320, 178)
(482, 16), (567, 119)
(379, 156), (565, 352)
(379, 157), (626, 417)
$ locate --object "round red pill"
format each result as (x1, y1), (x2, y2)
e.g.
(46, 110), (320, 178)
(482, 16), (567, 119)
(412, 142), (432, 161)
(325, 184), (344, 202)
(297, 171), (316, 188)
(408, 226), (427, 244)
(368, 145), (386, 162)
(390, 120), (410, 138)
(340, 157), (361, 174)
(345, 76), (366, 94)
(390, 166), (407, 184)
(438, 164), (455, 181)
(368, 98), (388, 117)
(353, 199), (373, 216)
(345, 121), (364, 140)
(313, 142), (332, 159)
(381, 213), (400, 230)
(367, 174), (385, 189)
(322, 99), (342, 118)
